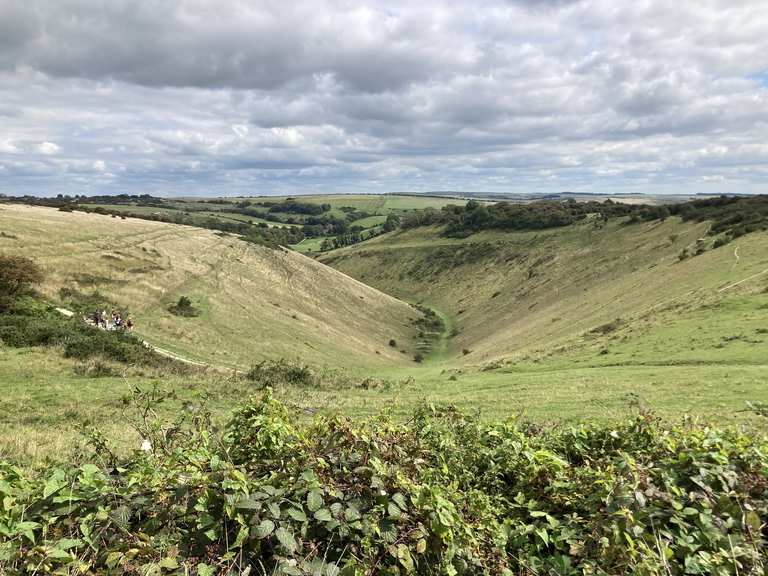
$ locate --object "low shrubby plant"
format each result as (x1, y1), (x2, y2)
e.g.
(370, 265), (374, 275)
(246, 359), (315, 388)
(0, 392), (766, 574)
(168, 296), (201, 317)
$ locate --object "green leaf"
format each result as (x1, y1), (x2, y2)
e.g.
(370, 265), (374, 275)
(378, 519), (398, 543)
(106, 551), (123, 569)
(387, 502), (402, 519)
(233, 524), (249, 548)
(55, 538), (83, 551)
(275, 527), (297, 554)
(197, 564), (216, 576)
(253, 519), (275, 539)
(344, 505), (361, 522)
(43, 469), (66, 499)
(314, 508), (333, 522)
(397, 543), (414, 573)
(16, 521), (40, 543)
(268, 502), (281, 519)
(288, 507), (308, 522)
(159, 557), (179, 570)
(745, 511), (761, 533)
(416, 539), (427, 554)
(307, 490), (324, 512)
(46, 547), (73, 560)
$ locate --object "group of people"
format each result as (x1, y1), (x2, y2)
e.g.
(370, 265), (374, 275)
(92, 309), (134, 331)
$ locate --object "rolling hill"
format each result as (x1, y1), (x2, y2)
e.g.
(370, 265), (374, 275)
(0, 203), (423, 369)
(320, 216), (768, 368)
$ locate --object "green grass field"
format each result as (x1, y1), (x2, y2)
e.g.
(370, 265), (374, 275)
(2, 202), (768, 465)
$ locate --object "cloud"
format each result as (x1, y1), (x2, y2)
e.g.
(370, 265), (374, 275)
(0, 0), (767, 196)
(37, 141), (61, 155)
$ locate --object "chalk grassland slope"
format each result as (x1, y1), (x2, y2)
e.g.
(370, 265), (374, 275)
(0, 204), (420, 369)
(321, 217), (768, 367)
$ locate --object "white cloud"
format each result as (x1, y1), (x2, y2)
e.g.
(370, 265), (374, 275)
(37, 141), (61, 155)
(0, 0), (766, 196)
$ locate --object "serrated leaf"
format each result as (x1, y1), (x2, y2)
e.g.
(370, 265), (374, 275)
(314, 508), (333, 522)
(46, 547), (72, 560)
(253, 519), (275, 539)
(106, 551), (123, 569)
(745, 511), (761, 533)
(234, 495), (261, 510)
(416, 539), (427, 554)
(344, 505), (361, 522)
(387, 502), (402, 519)
(307, 490), (324, 512)
(392, 492), (407, 510)
(378, 518), (398, 543)
(233, 524), (249, 548)
(275, 527), (297, 554)
(268, 502), (281, 519)
(397, 543), (414, 572)
(56, 538), (83, 551)
(288, 507), (308, 522)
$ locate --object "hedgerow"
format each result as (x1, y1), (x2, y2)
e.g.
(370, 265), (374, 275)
(1, 391), (765, 575)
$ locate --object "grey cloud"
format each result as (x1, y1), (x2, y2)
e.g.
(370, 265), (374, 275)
(0, 0), (767, 197)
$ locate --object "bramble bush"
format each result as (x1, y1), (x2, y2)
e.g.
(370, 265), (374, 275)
(0, 390), (766, 575)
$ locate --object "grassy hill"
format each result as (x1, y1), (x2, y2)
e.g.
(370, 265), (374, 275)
(2, 202), (768, 467)
(320, 217), (768, 366)
(0, 203), (423, 370)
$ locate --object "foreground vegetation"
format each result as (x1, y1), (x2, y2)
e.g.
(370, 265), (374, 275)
(1, 392), (766, 575)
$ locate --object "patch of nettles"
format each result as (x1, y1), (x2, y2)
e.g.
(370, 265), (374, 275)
(1, 390), (766, 575)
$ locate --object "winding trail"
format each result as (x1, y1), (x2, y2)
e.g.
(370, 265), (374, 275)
(718, 268), (768, 293)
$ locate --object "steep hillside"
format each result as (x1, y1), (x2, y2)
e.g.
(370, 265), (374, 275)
(321, 217), (768, 366)
(0, 204), (422, 369)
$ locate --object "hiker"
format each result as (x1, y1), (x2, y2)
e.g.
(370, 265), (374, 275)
(114, 314), (123, 330)
(92, 310), (101, 326)
(126, 317), (134, 331)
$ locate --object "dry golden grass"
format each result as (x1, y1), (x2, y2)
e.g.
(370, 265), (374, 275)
(0, 204), (421, 370)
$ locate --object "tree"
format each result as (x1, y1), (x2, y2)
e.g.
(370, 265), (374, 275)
(382, 214), (401, 232)
(0, 255), (43, 302)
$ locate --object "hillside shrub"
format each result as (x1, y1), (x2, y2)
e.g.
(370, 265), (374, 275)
(168, 296), (200, 317)
(0, 297), (179, 370)
(246, 359), (315, 388)
(0, 394), (766, 574)
(0, 255), (43, 310)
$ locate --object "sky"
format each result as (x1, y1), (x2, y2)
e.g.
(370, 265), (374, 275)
(1, 0), (767, 197)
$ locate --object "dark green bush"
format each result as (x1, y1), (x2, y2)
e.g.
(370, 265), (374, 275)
(168, 296), (200, 317)
(0, 299), (175, 369)
(246, 359), (315, 388)
(0, 394), (766, 574)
